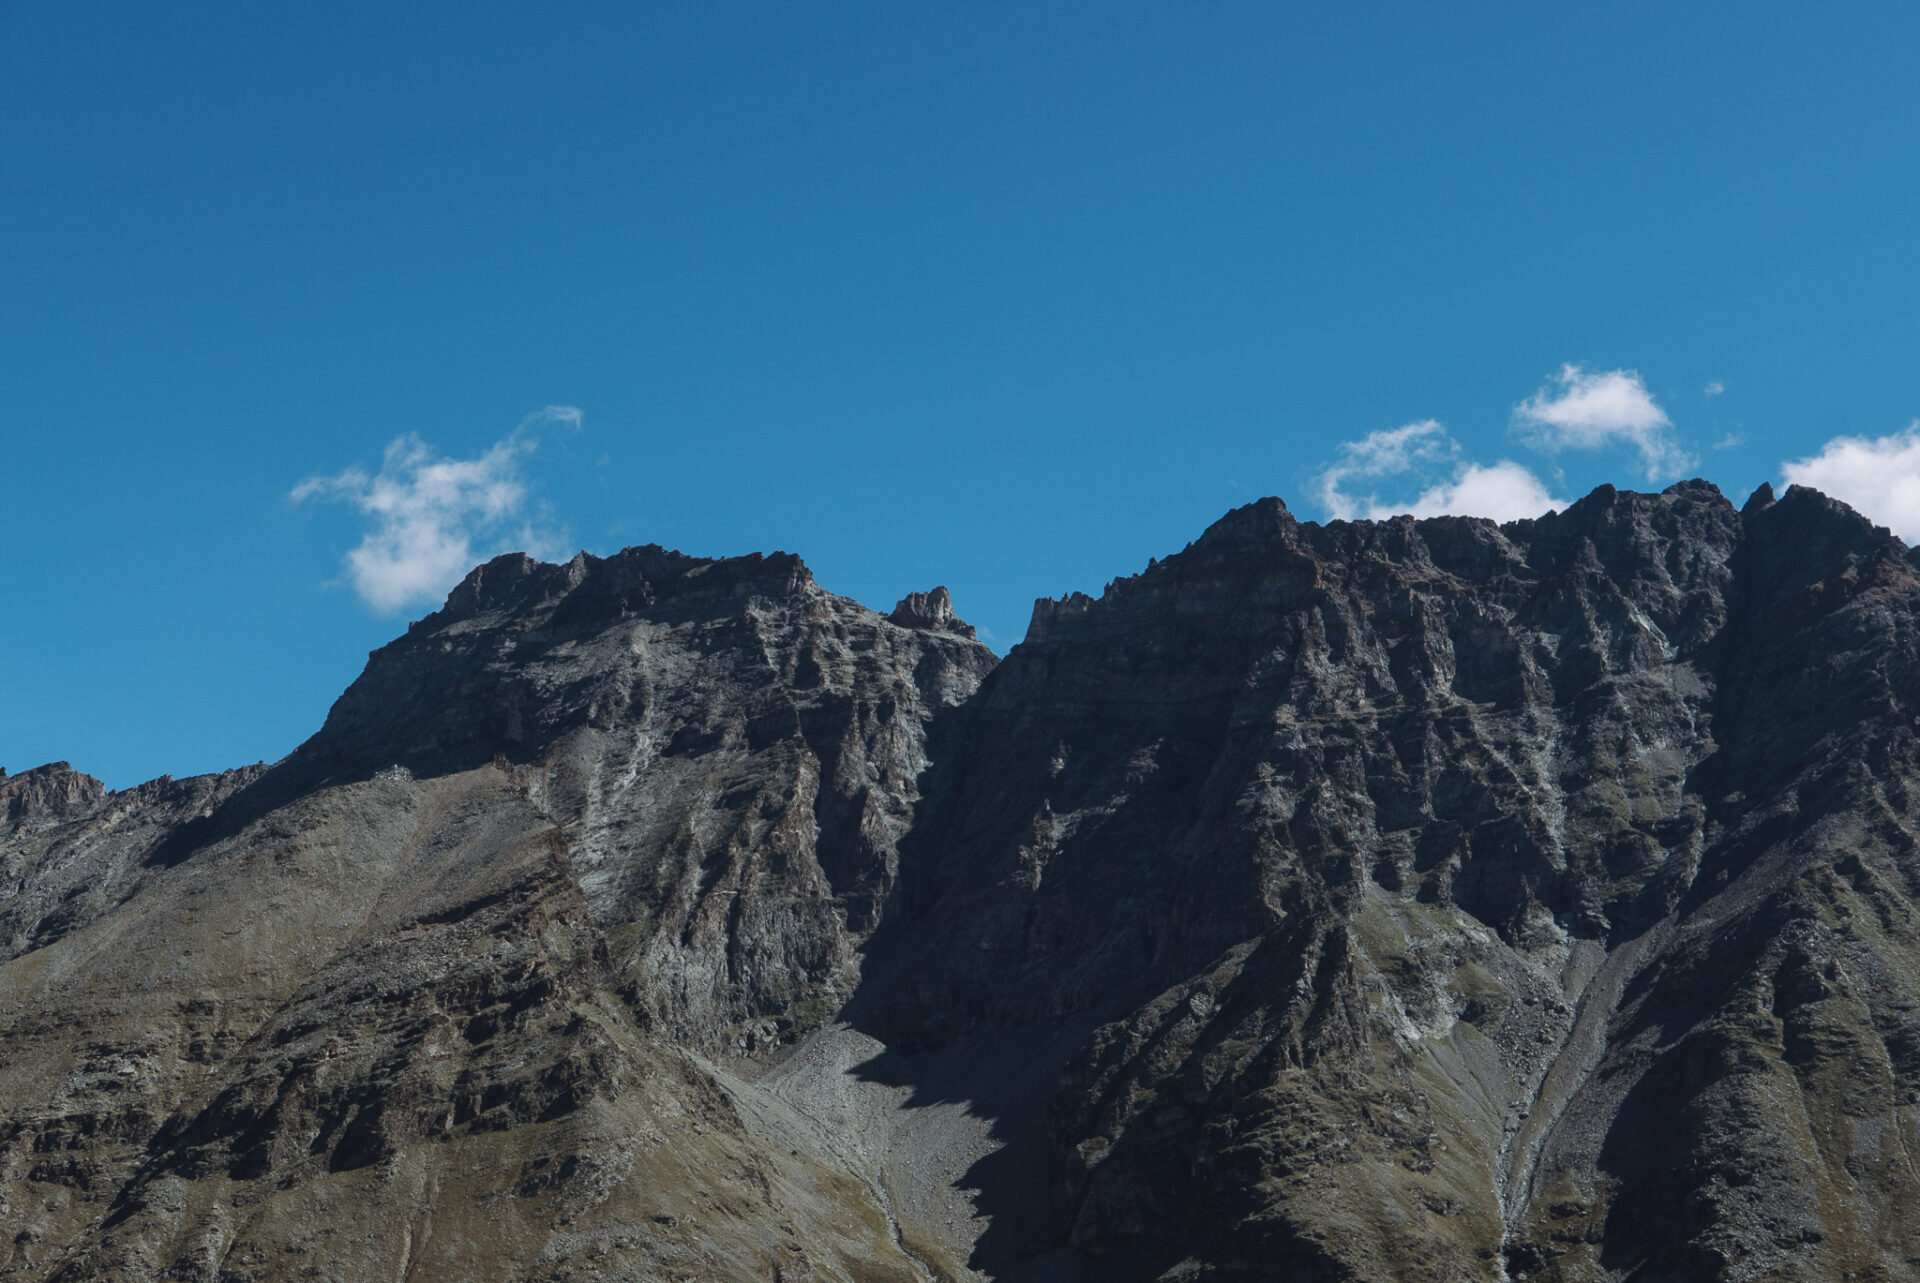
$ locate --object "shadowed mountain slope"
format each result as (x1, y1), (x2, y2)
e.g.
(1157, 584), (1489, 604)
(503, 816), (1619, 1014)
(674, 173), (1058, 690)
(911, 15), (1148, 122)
(7, 484), (1920, 1282)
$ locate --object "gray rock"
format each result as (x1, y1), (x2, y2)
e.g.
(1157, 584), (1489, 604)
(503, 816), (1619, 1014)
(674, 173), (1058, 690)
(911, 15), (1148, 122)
(6, 483), (1920, 1282)
(1, 762), (106, 832)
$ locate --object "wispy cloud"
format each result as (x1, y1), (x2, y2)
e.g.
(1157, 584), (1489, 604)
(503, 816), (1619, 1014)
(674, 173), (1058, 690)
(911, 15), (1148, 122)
(1513, 363), (1690, 481)
(293, 407), (579, 613)
(1397, 461), (1567, 524)
(1705, 380), (1725, 397)
(1315, 421), (1565, 525)
(1781, 423), (1920, 540)
(1315, 420), (1458, 519)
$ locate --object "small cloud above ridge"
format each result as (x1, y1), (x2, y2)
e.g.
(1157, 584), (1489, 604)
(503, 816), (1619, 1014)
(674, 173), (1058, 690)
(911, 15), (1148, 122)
(1513, 363), (1690, 481)
(1399, 460), (1566, 524)
(1781, 422), (1920, 541)
(293, 407), (579, 614)
(1315, 421), (1566, 525)
(1314, 420), (1458, 520)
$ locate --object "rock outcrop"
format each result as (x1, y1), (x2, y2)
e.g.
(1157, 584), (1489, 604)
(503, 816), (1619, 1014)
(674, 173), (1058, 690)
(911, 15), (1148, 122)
(7, 483), (1920, 1281)
(1, 763), (106, 833)
(1, 546), (992, 1282)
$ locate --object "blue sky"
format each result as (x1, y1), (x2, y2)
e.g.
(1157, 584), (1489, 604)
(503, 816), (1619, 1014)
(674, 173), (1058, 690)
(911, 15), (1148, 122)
(6, 3), (1920, 788)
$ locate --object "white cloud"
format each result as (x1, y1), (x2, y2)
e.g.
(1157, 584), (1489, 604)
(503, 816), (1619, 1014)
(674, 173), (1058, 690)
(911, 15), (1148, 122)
(294, 407), (578, 613)
(1780, 423), (1920, 540)
(1705, 380), (1725, 397)
(1397, 460), (1567, 524)
(1513, 363), (1690, 481)
(1315, 421), (1565, 525)
(1712, 432), (1743, 451)
(1315, 420), (1458, 520)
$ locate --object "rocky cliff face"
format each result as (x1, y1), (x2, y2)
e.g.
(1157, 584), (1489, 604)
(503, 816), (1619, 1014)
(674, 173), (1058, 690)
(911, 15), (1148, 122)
(0, 546), (993, 1283)
(7, 484), (1920, 1282)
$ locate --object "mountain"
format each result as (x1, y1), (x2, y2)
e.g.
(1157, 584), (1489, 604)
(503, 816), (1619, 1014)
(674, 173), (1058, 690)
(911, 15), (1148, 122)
(7, 481), (1920, 1282)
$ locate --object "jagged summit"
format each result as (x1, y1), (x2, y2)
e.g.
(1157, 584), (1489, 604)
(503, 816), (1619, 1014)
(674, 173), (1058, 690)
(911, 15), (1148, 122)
(889, 585), (976, 637)
(420, 542), (819, 633)
(0, 761), (105, 831)
(7, 481), (1920, 1282)
(307, 541), (990, 787)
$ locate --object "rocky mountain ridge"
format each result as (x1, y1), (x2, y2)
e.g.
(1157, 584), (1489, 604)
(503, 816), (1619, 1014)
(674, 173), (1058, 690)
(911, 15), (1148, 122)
(7, 482), (1920, 1282)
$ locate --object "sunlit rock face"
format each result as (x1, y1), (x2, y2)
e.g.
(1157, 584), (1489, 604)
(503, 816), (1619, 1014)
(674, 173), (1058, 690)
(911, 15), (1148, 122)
(8, 482), (1920, 1283)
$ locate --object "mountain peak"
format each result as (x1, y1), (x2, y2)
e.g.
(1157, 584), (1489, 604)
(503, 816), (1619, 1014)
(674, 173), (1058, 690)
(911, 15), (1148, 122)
(9, 487), (1920, 1281)
(0, 760), (105, 830)
(888, 584), (975, 637)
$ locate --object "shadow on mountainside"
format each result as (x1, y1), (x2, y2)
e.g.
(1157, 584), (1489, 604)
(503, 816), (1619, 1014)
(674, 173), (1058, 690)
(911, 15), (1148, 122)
(843, 1019), (1096, 1282)
(825, 683), (1121, 1282)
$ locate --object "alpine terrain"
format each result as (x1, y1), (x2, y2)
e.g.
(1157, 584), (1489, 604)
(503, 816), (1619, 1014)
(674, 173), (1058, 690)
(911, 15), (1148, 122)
(9, 480), (1920, 1283)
